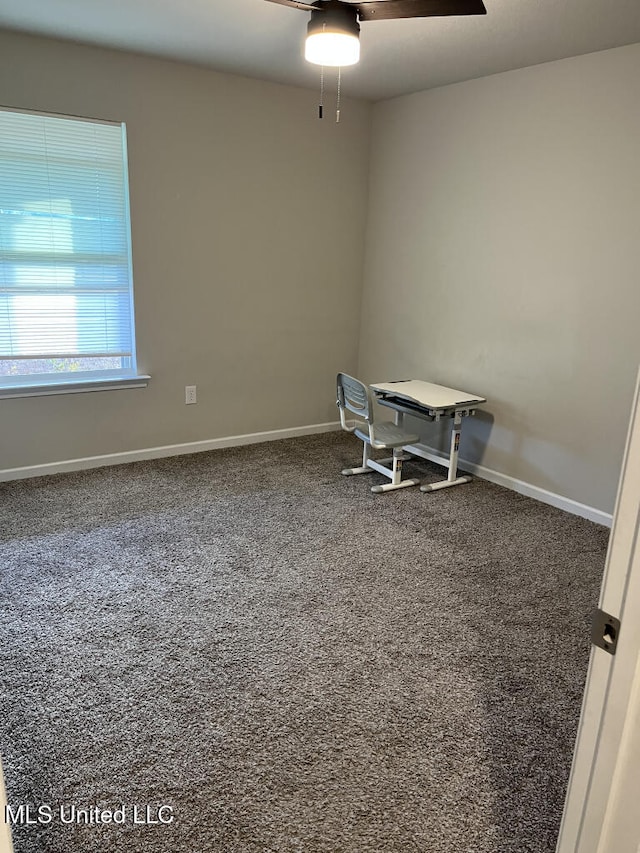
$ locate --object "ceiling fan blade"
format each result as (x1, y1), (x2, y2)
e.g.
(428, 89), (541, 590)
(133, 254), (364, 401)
(264, 0), (319, 11)
(354, 0), (486, 21)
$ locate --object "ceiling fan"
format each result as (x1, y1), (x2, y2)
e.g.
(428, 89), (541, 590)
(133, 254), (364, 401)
(265, 0), (487, 67)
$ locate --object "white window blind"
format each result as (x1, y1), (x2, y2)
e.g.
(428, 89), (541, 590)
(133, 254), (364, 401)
(0, 108), (141, 391)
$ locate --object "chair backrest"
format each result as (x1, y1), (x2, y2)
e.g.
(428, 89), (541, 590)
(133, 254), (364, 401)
(337, 373), (373, 423)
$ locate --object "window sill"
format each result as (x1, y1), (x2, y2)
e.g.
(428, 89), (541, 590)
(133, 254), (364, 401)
(0, 375), (151, 400)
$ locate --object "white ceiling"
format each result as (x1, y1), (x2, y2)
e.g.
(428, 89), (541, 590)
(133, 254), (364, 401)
(1, 0), (640, 101)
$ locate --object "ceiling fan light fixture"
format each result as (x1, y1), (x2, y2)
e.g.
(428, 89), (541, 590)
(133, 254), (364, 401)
(304, 4), (361, 66)
(305, 32), (360, 66)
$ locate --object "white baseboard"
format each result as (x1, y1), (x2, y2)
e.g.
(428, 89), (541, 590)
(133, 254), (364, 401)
(0, 421), (342, 483)
(469, 460), (612, 527)
(0, 424), (612, 527)
(416, 444), (613, 527)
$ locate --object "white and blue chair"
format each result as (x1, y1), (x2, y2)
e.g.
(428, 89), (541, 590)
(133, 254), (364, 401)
(336, 372), (421, 493)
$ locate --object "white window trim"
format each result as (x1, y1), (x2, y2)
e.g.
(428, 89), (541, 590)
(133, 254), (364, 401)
(0, 106), (145, 393)
(0, 374), (150, 400)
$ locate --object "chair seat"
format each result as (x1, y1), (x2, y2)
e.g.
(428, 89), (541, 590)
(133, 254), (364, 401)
(355, 421), (419, 448)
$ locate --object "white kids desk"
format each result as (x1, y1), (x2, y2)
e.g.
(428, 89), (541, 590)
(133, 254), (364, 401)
(370, 379), (486, 492)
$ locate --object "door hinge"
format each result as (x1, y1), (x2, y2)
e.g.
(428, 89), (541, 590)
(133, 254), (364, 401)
(591, 608), (621, 656)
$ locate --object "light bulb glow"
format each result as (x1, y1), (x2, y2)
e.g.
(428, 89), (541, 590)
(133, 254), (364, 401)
(305, 32), (360, 67)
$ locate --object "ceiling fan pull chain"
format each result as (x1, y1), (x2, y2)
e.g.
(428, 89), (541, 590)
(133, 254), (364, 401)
(336, 66), (341, 123)
(319, 64), (324, 119)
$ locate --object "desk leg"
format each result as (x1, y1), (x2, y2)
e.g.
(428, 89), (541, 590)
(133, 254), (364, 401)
(420, 411), (472, 492)
(448, 411), (462, 481)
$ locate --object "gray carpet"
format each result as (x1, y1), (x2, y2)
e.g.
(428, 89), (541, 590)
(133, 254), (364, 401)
(0, 432), (608, 852)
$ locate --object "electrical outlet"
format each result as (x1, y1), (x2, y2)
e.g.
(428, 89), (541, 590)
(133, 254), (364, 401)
(185, 385), (197, 405)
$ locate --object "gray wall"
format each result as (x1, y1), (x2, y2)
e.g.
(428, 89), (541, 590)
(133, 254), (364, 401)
(359, 44), (640, 515)
(0, 30), (371, 470)
(2, 29), (639, 516)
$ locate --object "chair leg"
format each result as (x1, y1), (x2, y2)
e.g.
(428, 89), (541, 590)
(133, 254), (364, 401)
(343, 442), (420, 492)
(371, 478), (421, 493)
(369, 448), (421, 493)
(342, 441), (372, 476)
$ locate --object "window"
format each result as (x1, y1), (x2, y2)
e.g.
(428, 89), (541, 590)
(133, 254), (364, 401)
(0, 108), (148, 397)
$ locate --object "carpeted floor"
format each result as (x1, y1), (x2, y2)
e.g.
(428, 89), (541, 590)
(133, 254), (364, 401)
(0, 432), (608, 853)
